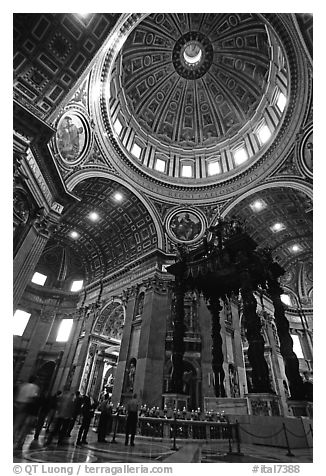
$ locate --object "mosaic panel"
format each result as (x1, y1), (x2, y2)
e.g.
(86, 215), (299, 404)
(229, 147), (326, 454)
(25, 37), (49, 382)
(165, 208), (206, 244)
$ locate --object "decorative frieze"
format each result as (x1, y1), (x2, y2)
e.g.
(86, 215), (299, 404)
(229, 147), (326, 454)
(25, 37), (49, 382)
(25, 149), (53, 205)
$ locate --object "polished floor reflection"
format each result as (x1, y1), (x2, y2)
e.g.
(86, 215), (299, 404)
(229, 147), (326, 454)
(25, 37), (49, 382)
(13, 425), (312, 464)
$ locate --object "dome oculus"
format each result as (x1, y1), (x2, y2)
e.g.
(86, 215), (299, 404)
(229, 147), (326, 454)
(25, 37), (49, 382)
(173, 31), (213, 79)
(183, 42), (203, 65)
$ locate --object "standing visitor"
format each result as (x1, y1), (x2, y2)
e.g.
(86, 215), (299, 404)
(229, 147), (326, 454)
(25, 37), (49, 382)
(125, 393), (139, 447)
(76, 395), (96, 446)
(67, 390), (83, 437)
(97, 394), (113, 443)
(14, 377), (40, 450)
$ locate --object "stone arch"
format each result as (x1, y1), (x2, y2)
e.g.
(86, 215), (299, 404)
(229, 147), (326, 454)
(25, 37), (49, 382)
(65, 169), (164, 248)
(220, 179), (312, 219)
(93, 298), (125, 340)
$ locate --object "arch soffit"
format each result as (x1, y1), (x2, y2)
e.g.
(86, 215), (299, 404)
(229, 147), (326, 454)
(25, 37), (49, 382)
(65, 169), (164, 248)
(92, 297), (125, 335)
(220, 179), (312, 218)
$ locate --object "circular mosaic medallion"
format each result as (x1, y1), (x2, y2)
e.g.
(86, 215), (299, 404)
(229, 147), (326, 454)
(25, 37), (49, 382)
(56, 111), (88, 165)
(301, 129), (313, 175)
(166, 209), (206, 243)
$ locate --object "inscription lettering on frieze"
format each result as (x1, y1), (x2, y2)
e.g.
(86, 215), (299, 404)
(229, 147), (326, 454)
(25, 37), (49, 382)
(26, 150), (52, 203)
(51, 201), (64, 214)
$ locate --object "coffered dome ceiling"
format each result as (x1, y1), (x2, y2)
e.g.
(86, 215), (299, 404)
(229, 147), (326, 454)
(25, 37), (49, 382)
(120, 13), (271, 148)
(101, 13), (291, 189)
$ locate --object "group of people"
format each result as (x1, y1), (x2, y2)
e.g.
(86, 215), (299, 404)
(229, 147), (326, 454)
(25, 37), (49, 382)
(14, 380), (99, 449)
(13, 379), (140, 450)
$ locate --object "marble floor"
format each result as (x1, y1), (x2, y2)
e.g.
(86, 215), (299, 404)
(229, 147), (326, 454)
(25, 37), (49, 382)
(13, 426), (313, 464)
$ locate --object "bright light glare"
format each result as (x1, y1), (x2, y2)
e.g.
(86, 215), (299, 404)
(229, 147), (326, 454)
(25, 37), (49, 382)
(277, 92), (287, 112)
(233, 148), (248, 165)
(154, 158), (166, 173)
(271, 222), (285, 233)
(291, 244), (301, 252)
(207, 161), (221, 176)
(250, 199), (267, 212)
(56, 319), (73, 342)
(181, 165), (193, 177)
(281, 294), (292, 306)
(131, 143), (142, 159)
(291, 334), (304, 359)
(89, 212), (99, 221)
(113, 119), (122, 136)
(258, 124), (271, 144)
(71, 280), (83, 292)
(113, 192), (123, 202)
(76, 13), (90, 19)
(13, 309), (31, 336)
(70, 231), (79, 239)
(183, 44), (202, 64)
(31, 272), (47, 286)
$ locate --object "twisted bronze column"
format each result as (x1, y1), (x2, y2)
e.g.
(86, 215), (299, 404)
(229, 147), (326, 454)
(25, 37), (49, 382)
(241, 272), (271, 393)
(268, 280), (305, 400)
(170, 277), (185, 394)
(207, 296), (226, 397)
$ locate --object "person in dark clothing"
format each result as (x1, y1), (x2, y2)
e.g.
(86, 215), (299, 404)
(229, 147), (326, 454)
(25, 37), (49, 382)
(44, 391), (75, 446)
(76, 395), (96, 446)
(33, 392), (51, 441)
(97, 394), (113, 443)
(67, 390), (82, 437)
(125, 393), (139, 446)
(45, 390), (62, 432)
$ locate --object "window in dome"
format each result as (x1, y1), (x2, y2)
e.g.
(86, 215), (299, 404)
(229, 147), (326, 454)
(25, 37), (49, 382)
(270, 222), (285, 233)
(131, 143), (142, 159)
(31, 271), (47, 286)
(70, 231), (79, 240)
(290, 244), (302, 253)
(281, 294), (292, 306)
(207, 161), (221, 176)
(276, 92), (287, 112)
(257, 123), (272, 145)
(113, 118), (123, 136)
(233, 147), (248, 165)
(249, 199), (267, 212)
(89, 211), (99, 222)
(56, 319), (73, 342)
(113, 191), (123, 202)
(71, 280), (83, 292)
(291, 334), (304, 359)
(181, 164), (193, 177)
(154, 158), (166, 173)
(183, 43), (203, 65)
(13, 309), (31, 336)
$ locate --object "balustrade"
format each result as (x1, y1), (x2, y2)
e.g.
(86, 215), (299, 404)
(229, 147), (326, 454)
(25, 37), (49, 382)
(93, 411), (236, 442)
